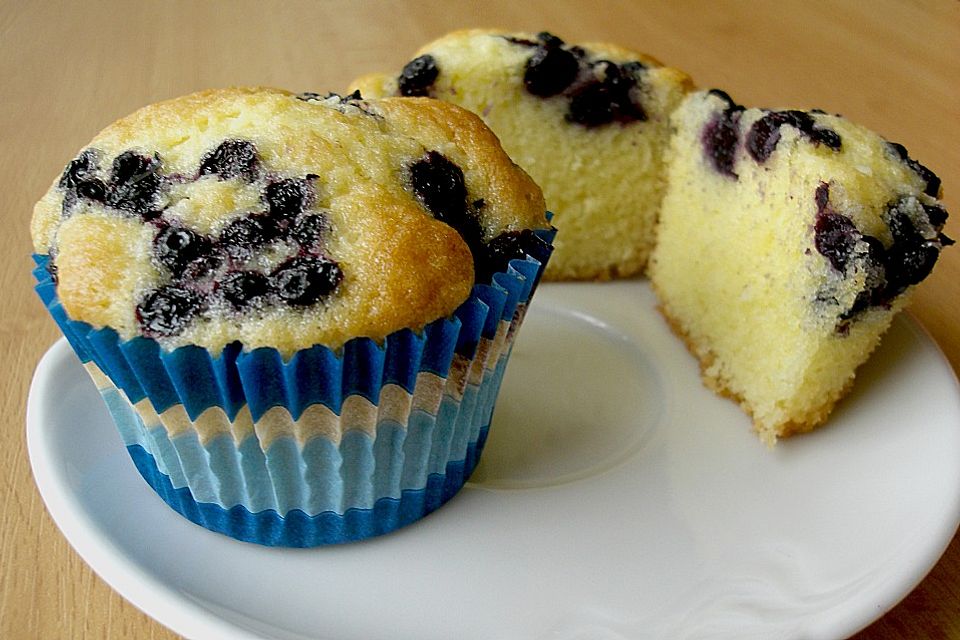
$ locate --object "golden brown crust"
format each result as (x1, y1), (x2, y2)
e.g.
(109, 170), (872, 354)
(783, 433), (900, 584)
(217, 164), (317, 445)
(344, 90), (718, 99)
(32, 88), (546, 355)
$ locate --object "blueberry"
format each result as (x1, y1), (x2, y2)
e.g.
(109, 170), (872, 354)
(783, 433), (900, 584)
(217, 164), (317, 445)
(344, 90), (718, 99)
(566, 62), (646, 127)
(398, 55), (439, 97)
(702, 108), (742, 179)
(476, 229), (549, 282)
(567, 83), (615, 126)
(524, 46), (579, 97)
(289, 214), (327, 253)
(58, 150), (99, 190)
(154, 226), (213, 277)
(884, 240), (940, 295)
(58, 150), (104, 213)
(814, 212), (860, 271)
(198, 139), (260, 181)
(264, 178), (312, 219)
(76, 178), (107, 202)
(409, 151), (469, 227)
(887, 206), (921, 245)
(218, 270), (271, 310)
(747, 111), (841, 162)
(746, 112), (787, 163)
(536, 31), (566, 48)
(811, 127), (842, 150)
(105, 151), (164, 217)
(922, 203), (948, 230)
(272, 256), (342, 306)
(218, 214), (281, 261)
(136, 285), (204, 337)
(111, 151), (156, 184)
(707, 89), (741, 110)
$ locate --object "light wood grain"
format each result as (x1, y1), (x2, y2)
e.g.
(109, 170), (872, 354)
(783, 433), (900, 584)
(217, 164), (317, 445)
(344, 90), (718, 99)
(2, 1), (958, 638)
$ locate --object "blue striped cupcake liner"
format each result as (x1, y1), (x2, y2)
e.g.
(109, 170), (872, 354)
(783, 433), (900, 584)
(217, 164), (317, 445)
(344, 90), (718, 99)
(32, 224), (554, 547)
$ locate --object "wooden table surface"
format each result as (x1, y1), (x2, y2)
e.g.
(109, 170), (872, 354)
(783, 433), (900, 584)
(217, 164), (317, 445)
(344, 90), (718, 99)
(1, 1), (958, 638)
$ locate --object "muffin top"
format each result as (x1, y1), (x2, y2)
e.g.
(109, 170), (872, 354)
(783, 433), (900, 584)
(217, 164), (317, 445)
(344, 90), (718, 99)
(352, 28), (692, 129)
(31, 87), (547, 356)
(350, 29), (693, 281)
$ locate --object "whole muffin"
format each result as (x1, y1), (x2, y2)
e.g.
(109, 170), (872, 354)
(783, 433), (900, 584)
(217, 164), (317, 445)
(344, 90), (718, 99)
(31, 87), (554, 546)
(351, 29), (692, 281)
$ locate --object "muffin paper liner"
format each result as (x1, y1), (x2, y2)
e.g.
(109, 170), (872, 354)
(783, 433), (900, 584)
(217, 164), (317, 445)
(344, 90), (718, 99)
(31, 223), (554, 547)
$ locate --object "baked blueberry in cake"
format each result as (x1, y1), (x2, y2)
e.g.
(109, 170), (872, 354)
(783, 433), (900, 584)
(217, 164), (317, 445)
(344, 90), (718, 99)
(32, 88), (549, 356)
(351, 29), (692, 281)
(649, 89), (951, 444)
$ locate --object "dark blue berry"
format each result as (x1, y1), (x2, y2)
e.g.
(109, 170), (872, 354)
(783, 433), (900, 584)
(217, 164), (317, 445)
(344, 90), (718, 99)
(137, 285), (204, 337)
(272, 256), (342, 306)
(840, 289), (874, 321)
(923, 203), (948, 230)
(811, 127), (842, 150)
(199, 139), (260, 181)
(76, 178), (107, 202)
(154, 226), (213, 277)
(398, 55), (439, 97)
(567, 82), (615, 126)
(707, 89), (741, 110)
(264, 178), (312, 219)
(58, 150), (98, 190)
(746, 112), (787, 163)
(747, 110), (841, 163)
(218, 214), (281, 261)
(289, 214), (327, 253)
(702, 108), (742, 179)
(566, 61), (646, 127)
(536, 32), (565, 48)
(219, 270), (271, 310)
(814, 211), (860, 271)
(409, 151), (468, 227)
(476, 229), (549, 282)
(887, 206), (921, 245)
(524, 46), (579, 97)
(884, 240), (940, 296)
(105, 151), (163, 217)
(111, 151), (156, 184)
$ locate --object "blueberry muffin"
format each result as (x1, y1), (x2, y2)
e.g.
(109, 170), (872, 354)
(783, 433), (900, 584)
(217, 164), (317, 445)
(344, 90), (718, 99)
(31, 87), (554, 545)
(351, 29), (692, 281)
(649, 90), (951, 444)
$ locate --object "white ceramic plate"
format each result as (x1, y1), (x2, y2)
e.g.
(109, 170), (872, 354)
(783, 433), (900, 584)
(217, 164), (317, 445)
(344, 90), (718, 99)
(27, 281), (960, 640)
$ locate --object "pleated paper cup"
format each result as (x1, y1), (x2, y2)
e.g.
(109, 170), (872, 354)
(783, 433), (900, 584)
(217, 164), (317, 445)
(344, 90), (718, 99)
(31, 226), (554, 547)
